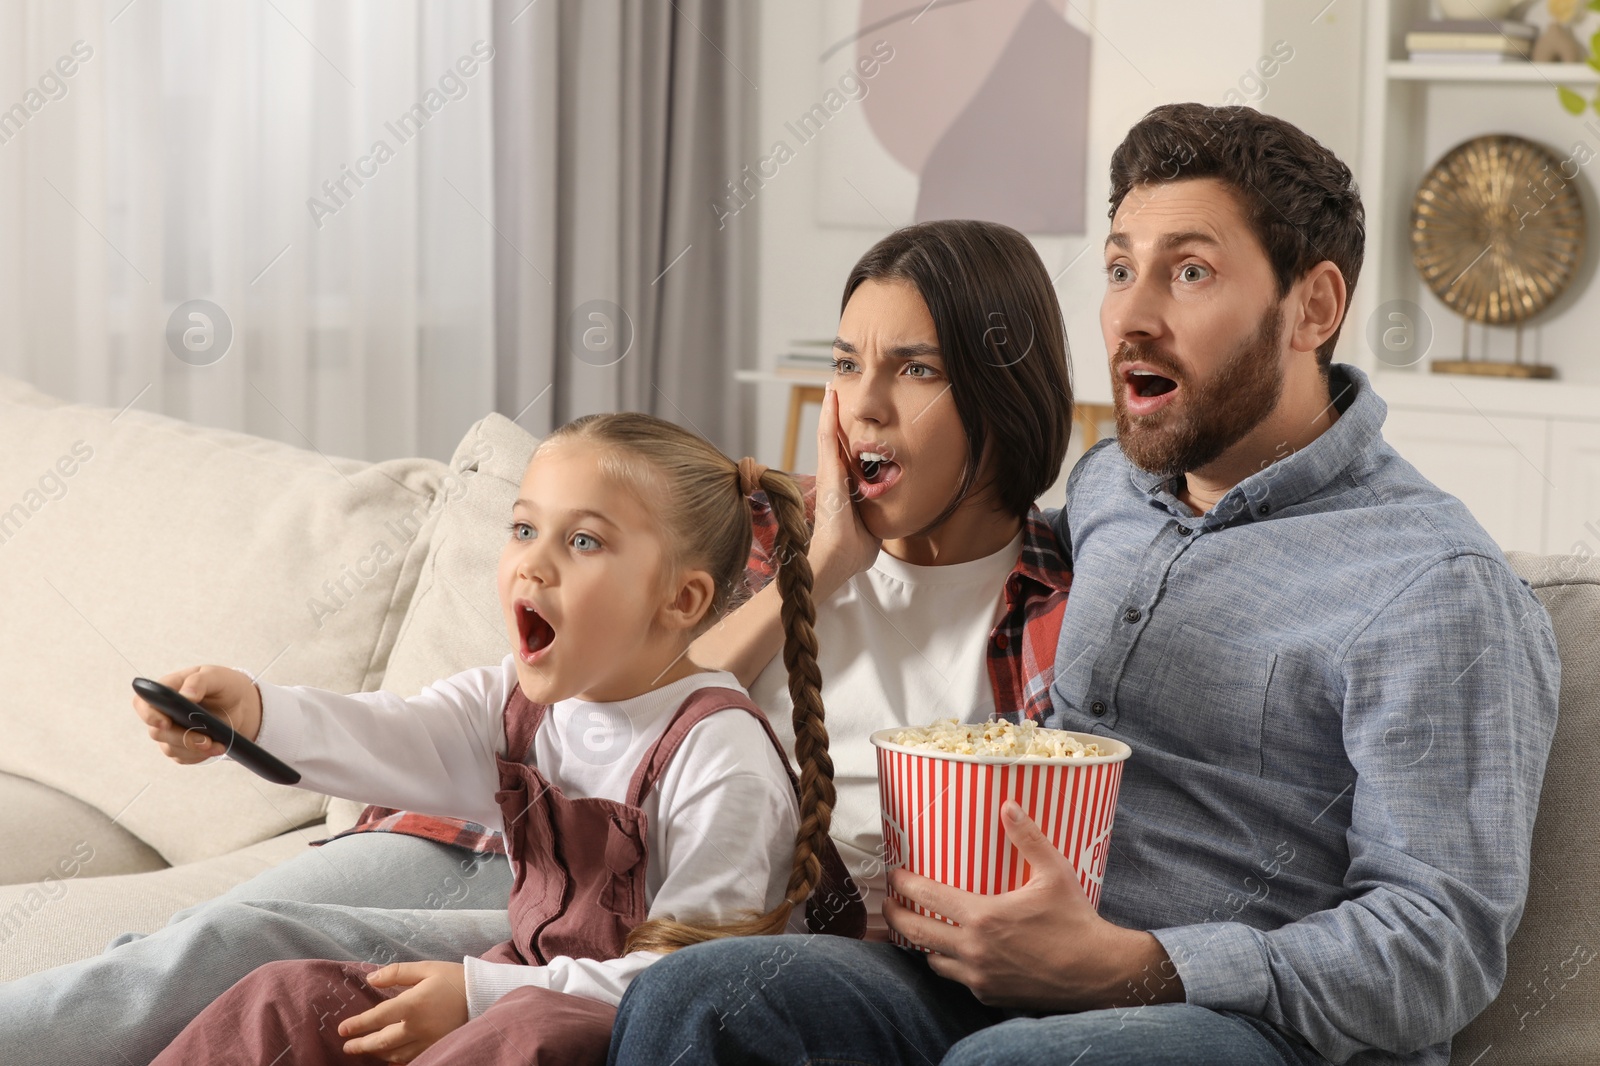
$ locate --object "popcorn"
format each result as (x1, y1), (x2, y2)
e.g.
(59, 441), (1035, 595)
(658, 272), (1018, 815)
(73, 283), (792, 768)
(888, 717), (1104, 759)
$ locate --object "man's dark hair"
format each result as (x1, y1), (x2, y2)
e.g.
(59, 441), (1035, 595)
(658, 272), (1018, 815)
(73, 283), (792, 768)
(843, 219), (1073, 522)
(1108, 103), (1365, 370)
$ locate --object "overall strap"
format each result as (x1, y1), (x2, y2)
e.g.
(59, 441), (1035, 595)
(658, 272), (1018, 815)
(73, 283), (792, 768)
(502, 683), (550, 764)
(624, 683), (869, 940)
(625, 687), (784, 807)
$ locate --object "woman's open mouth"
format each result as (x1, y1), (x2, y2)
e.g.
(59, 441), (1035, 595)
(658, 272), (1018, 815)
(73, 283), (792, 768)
(1122, 366), (1180, 417)
(854, 448), (903, 501)
(514, 599), (556, 664)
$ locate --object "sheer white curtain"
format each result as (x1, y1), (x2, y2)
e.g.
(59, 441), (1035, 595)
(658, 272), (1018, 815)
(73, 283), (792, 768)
(0, 0), (496, 463)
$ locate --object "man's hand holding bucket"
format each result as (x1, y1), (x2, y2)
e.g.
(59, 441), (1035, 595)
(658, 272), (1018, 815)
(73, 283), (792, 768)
(884, 799), (1184, 1013)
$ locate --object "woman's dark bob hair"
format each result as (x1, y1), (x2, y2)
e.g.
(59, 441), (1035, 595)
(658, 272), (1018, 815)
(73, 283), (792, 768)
(842, 219), (1073, 525)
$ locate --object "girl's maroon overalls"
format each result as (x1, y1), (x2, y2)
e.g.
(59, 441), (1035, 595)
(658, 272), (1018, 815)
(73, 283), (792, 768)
(152, 684), (864, 1065)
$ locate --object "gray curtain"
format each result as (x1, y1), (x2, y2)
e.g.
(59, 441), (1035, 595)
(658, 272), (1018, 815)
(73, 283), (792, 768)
(491, 0), (758, 453)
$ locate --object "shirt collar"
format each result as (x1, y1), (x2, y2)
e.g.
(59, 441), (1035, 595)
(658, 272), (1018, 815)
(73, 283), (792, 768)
(1127, 363), (1382, 528)
(1011, 504), (1073, 595)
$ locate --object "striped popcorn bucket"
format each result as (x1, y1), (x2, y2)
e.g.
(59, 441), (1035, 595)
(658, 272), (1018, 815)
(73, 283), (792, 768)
(870, 727), (1131, 950)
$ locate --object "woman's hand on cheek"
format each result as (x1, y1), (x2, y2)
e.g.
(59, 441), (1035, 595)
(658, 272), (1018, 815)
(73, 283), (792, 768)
(809, 382), (881, 597)
(338, 961), (470, 1062)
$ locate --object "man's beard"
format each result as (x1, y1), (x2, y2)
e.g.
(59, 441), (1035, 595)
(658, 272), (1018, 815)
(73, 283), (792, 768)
(1113, 301), (1285, 480)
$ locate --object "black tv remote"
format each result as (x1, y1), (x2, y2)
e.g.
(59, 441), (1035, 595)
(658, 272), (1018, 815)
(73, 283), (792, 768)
(132, 676), (301, 786)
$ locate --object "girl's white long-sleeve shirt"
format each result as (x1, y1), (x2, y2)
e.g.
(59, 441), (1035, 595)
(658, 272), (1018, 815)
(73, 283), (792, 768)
(250, 654), (799, 1016)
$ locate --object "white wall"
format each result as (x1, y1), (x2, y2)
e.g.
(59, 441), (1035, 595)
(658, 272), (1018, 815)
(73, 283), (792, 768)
(745, 0), (1367, 506)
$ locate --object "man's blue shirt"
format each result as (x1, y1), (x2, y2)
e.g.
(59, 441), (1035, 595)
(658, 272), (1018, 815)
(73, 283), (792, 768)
(1049, 363), (1559, 1065)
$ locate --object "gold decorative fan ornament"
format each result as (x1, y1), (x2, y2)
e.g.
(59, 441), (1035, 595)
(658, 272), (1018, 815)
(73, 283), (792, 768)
(1410, 134), (1584, 378)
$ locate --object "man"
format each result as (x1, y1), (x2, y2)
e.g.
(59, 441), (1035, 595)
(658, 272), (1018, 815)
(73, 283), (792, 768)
(607, 104), (1559, 1065)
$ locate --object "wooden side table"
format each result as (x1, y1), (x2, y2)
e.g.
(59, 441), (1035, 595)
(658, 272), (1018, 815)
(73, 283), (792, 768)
(735, 369), (831, 471)
(1073, 402), (1116, 449)
(782, 385), (827, 470)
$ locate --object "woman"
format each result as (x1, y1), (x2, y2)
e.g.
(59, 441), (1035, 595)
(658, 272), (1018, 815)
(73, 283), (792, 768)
(0, 219), (1073, 1062)
(693, 219), (1074, 936)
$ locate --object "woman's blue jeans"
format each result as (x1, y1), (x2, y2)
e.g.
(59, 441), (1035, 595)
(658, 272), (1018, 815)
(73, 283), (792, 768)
(608, 934), (1326, 1066)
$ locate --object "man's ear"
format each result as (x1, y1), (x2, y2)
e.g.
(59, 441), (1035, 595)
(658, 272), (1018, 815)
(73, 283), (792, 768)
(1287, 261), (1347, 355)
(660, 569), (717, 633)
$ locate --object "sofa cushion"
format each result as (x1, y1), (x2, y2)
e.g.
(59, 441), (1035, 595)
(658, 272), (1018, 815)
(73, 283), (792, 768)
(379, 411), (537, 696)
(1449, 552), (1599, 1064)
(322, 412), (538, 836)
(0, 374), (448, 865)
(0, 823), (328, 981)
(0, 771), (166, 885)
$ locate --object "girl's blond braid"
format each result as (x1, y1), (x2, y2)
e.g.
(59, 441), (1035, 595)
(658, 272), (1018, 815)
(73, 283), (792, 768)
(621, 463), (834, 953)
(758, 468), (834, 917)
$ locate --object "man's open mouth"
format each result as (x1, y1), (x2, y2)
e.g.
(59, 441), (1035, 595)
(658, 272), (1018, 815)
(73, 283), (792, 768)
(1126, 368), (1178, 398)
(515, 599), (556, 661)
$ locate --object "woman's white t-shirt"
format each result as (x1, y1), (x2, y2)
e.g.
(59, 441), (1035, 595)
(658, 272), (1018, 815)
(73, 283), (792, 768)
(749, 530), (1024, 935)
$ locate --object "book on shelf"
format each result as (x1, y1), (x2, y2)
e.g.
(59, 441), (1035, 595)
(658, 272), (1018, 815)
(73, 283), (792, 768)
(775, 352), (835, 376)
(773, 365), (834, 380)
(1405, 18), (1536, 61)
(1406, 49), (1531, 63)
(1406, 35), (1533, 57)
(772, 338), (836, 378)
(1408, 18), (1536, 38)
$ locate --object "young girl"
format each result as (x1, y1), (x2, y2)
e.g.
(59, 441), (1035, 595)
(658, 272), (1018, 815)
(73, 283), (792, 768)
(137, 413), (864, 1065)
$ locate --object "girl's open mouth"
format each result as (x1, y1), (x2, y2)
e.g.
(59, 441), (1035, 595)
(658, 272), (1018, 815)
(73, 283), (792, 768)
(854, 448), (903, 501)
(515, 600), (556, 663)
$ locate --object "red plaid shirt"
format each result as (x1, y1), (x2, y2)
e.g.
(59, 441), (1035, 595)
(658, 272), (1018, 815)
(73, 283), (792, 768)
(329, 475), (1073, 856)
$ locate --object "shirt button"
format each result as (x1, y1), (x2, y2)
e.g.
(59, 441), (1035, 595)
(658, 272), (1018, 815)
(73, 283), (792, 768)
(1177, 525), (1192, 536)
(995, 633), (1010, 650)
(1090, 701), (1107, 717)
(1258, 503), (1270, 515)
(1123, 607), (1142, 624)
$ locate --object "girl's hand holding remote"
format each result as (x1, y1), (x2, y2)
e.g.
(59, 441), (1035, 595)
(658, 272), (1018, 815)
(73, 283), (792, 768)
(338, 961), (469, 1062)
(131, 665), (263, 763)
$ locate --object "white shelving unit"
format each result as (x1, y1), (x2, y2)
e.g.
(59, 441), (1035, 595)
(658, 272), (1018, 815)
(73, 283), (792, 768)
(1356, 0), (1600, 555)
(1386, 60), (1600, 82)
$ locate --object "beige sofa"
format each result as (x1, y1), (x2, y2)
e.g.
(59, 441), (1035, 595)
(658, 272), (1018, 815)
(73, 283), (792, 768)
(0, 371), (535, 978)
(0, 373), (1593, 1064)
